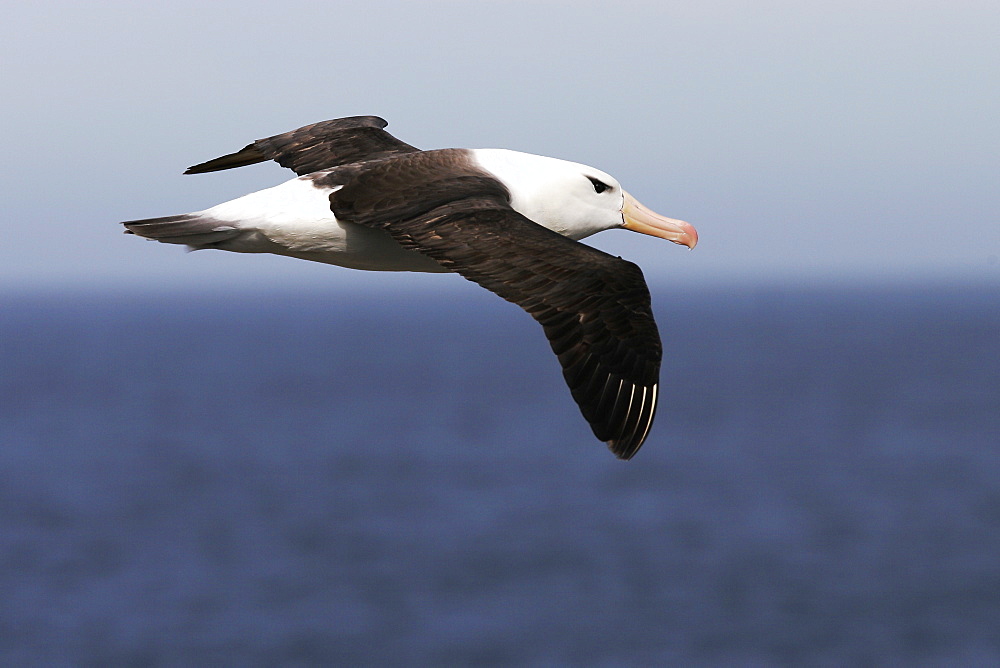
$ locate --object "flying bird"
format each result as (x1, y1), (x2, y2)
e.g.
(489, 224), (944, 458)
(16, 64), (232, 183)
(122, 116), (697, 459)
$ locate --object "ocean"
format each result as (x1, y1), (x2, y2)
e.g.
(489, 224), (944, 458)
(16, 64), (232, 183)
(2, 284), (998, 665)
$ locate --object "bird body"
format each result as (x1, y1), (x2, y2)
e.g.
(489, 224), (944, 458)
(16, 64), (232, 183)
(193, 174), (448, 272)
(122, 117), (697, 458)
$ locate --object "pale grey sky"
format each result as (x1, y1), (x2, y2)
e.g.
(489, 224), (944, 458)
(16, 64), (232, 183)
(2, 0), (998, 292)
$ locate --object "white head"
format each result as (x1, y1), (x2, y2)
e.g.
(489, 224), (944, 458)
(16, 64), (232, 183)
(471, 148), (697, 247)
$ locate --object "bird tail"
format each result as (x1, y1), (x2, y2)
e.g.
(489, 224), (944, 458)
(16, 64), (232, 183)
(121, 213), (242, 248)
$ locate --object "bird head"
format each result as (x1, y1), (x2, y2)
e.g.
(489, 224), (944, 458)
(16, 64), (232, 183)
(471, 149), (697, 248)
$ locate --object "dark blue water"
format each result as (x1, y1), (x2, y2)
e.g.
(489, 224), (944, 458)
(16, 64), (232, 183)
(2, 284), (998, 665)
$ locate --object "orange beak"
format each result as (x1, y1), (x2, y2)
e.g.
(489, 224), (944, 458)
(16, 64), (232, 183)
(621, 191), (698, 249)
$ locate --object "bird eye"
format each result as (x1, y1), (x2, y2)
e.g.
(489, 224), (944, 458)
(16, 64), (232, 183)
(587, 176), (611, 194)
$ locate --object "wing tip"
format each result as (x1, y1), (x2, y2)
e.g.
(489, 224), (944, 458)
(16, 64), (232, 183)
(184, 145), (267, 174)
(604, 382), (658, 460)
(606, 432), (647, 460)
(607, 439), (642, 461)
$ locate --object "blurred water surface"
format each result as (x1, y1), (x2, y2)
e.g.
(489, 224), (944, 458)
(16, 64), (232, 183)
(1, 284), (998, 665)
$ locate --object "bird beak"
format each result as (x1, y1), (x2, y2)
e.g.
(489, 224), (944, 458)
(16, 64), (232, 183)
(621, 191), (698, 249)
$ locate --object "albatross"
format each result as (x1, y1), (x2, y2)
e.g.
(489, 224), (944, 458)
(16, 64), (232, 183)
(122, 116), (697, 459)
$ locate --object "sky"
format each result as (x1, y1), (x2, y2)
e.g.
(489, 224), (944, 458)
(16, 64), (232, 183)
(2, 0), (998, 293)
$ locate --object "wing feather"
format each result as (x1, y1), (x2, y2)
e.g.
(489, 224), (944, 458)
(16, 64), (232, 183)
(329, 156), (662, 458)
(184, 116), (419, 176)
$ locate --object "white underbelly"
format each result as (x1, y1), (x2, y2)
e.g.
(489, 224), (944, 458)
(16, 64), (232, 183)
(200, 175), (448, 273)
(268, 220), (447, 272)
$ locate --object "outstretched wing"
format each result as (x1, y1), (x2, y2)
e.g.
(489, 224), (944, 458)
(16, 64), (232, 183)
(184, 116), (419, 176)
(330, 151), (662, 459)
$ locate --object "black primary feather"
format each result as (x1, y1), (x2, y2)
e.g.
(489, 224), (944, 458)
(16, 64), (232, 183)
(184, 116), (419, 176)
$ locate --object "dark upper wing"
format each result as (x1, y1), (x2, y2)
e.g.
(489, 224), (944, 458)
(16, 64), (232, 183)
(184, 116), (419, 176)
(329, 152), (662, 459)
